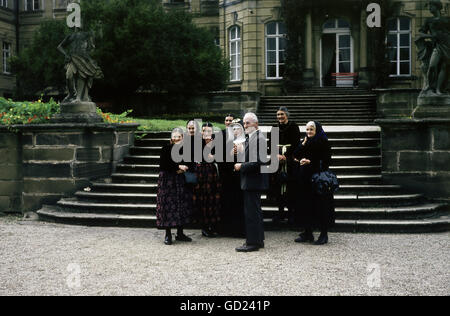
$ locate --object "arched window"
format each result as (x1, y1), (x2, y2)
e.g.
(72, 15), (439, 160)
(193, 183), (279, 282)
(387, 17), (411, 76)
(266, 22), (286, 79)
(229, 26), (241, 82)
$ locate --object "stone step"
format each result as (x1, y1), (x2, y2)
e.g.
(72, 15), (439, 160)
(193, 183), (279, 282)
(88, 182), (401, 195)
(263, 203), (446, 220)
(121, 154), (381, 167)
(331, 147), (380, 156)
(130, 146), (162, 156)
(111, 173), (159, 183)
(114, 164), (382, 176)
(261, 94), (377, 99)
(37, 206), (450, 233)
(116, 164), (160, 174)
(56, 198), (156, 215)
(257, 110), (376, 115)
(259, 103), (376, 108)
(259, 120), (377, 126)
(90, 182), (158, 193)
(110, 173), (384, 185)
(73, 190), (425, 209)
(125, 145), (380, 157)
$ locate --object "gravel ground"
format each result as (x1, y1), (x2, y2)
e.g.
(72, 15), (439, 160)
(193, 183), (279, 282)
(0, 216), (448, 296)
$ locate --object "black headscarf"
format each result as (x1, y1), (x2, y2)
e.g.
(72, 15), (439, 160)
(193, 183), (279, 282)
(308, 121), (328, 144)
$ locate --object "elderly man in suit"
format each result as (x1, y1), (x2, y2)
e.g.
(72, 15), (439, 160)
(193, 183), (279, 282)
(234, 113), (269, 252)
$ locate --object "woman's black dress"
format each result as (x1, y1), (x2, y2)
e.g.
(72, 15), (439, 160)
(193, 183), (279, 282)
(156, 144), (193, 229)
(268, 121), (301, 220)
(293, 134), (335, 231)
(218, 129), (246, 237)
(192, 140), (222, 226)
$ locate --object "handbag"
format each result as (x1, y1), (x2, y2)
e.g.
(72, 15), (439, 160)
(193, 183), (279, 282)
(184, 171), (198, 185)
(311, 161), (339, 196)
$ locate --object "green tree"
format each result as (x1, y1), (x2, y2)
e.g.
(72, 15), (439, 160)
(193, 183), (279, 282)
(10, 19), (70, 99)
(83, 0), (228, 101)
(11, 0), (228, 104)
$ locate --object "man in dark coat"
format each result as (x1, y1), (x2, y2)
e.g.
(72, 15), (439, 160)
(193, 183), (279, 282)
(234, 113), (269, 252)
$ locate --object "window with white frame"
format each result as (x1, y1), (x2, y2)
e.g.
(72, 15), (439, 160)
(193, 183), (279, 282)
(266, 21), (286, 79)
(0, 0), (8, 9)
(3, 42), (11, 74)
(387, 17), (411, 76)
(229, 26), (241, 82)
(25, 0), (40, 11)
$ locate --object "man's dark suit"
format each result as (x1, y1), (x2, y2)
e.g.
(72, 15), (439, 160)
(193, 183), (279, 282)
(240, 130), (269, 246)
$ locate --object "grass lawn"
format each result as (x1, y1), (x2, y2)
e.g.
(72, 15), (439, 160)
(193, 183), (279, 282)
(116, 117), (225, 132)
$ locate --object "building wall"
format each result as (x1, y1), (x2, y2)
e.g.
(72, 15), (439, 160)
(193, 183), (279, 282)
(1, 0), (449, 97)
(0, 0), (17, 97)
(215, 0), (450, 94)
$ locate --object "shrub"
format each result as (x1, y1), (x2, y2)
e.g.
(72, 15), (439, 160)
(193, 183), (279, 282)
(0, 97), (60, 126)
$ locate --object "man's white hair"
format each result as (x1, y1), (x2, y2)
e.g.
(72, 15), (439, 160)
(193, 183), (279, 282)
(244, 112), (259, 124)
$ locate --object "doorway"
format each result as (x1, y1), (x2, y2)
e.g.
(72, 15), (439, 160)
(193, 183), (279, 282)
(320, 19), (354, 87)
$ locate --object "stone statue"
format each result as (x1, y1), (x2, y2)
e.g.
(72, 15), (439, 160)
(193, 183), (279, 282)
(416, 0), (450, 97)
(58, 28), (103, 103)
(53, 21), (104, 123)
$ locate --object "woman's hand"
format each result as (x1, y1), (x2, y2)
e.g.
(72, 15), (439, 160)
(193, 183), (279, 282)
(178, 165), (189, 173)
(300, 158), (311, 166)
(278, 154), (286, 162)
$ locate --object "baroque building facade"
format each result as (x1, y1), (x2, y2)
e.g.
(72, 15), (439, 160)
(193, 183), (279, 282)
(166, 0), (450, 95)
(0, 0), (449, 97)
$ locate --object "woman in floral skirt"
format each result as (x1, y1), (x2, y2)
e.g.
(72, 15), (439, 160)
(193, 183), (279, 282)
(156, 128), (193, 245)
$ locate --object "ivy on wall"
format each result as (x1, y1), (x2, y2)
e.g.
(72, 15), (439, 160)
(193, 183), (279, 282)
(367, 0), (398, 88)
(280, 0), (309, 93)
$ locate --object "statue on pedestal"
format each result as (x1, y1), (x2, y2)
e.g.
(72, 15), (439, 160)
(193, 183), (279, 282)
(53, 1), (104, 123)
(58, 28), (103, 104)
(415, 0), (450, 97)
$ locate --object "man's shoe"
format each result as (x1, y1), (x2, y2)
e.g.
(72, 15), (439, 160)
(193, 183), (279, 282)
(235, 243), (261, 252)
(314, 234), (328, 245)
(164, 235), (173, 245)
(295, 233), (314, 243)
(176, 234), (192, 242)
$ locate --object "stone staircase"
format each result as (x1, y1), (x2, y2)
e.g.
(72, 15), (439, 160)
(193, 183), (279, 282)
(257, 88), (377, 126)
(37, 128), (450, 233)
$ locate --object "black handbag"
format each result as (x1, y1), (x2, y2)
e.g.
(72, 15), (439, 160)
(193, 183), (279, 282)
(184, 171), (198, 185)
(311, 161), (339, 195)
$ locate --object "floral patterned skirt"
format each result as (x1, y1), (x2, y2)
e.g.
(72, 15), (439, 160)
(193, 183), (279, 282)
(156, 171), (193, 229)
(192, 163), (221, 226)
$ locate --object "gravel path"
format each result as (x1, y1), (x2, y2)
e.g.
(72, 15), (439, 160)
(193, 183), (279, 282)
(0, 217), (448, 296)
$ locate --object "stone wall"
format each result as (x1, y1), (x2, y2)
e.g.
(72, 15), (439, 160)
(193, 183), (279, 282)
(0, 123), (138, 214)
(375, 88), (421, 119)
(0, 131), (23, 213)
(376, 118), (450, 201)
(193, 91), (261, 116)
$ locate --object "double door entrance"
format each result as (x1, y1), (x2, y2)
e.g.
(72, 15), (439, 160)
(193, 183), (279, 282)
(320, 19), (354, 87)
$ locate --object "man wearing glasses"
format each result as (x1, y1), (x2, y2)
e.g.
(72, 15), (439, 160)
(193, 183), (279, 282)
(234, 113), (269, 252)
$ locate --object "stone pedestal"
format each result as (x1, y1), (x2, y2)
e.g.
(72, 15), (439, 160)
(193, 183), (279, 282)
(375, 118), (450, 201)
(413, 95), (450, 118)
(0, 123), (139, 214)
(52, 101), (103, 123)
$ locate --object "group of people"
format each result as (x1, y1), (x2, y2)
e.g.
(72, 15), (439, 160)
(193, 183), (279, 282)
(156, 107), (335, 252)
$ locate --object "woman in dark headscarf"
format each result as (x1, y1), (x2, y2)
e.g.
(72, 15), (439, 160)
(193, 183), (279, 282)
(293, 121), (335, 245)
